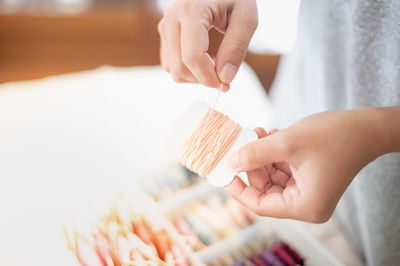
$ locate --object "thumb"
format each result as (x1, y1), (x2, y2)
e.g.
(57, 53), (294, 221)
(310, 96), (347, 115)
(228, 132), (288, 172)
(215, 1), (258, 84)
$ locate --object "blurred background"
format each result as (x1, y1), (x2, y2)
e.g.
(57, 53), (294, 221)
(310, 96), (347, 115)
(0, 0), (281, 91)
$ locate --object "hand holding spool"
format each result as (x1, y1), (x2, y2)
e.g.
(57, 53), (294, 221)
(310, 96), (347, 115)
(159, 0), (390, 225)
(168, 103), (386, 224)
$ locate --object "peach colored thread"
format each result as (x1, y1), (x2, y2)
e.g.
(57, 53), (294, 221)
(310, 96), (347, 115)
(212, 84), (223, 109)
(179, 109), (242, 177)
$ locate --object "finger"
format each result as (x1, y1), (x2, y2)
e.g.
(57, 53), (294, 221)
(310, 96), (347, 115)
(254, 127), (268, 138)
(165, 20), (197, 82)
(211, 56), (230, 92)
(171, 75), (191, 83)
(158, 19), (169, 72)
(225, 176), (288, 217)
(220, 83), (230, 92)
(247, 167), (271, 192)
(269, 128), (279, 135)
(273, 162), (292, 176)
(180, 20), (222, 88)
(285, 176), (296, 187)
(265, 184), (284, 195)
(269, 167), (291, 187)
(215, 1), (258, 84)
(253, 127), (278, 174)
(228, 132), (290, 172)
(253, 127), (273, 174)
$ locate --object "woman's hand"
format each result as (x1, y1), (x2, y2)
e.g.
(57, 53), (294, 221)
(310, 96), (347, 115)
(158, 0), (258, 91)
(225, 108), (397, 223)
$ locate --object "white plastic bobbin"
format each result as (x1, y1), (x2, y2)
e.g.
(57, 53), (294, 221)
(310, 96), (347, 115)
(166, 101), (258, 187)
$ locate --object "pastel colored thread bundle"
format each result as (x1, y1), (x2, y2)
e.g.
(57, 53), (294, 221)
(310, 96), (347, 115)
(179, 108), (242, 177)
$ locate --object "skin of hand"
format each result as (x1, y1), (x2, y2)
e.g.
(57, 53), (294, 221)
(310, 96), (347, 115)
(225, 107), (400, 223)
(157, 0), (258, 91)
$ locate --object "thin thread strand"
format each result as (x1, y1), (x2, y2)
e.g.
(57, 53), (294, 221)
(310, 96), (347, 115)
(212, 84), (223, 109)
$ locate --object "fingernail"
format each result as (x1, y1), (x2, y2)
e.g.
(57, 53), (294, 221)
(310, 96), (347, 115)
(228, 151), (240, 172)
(221, 83), (230, 92)
(219, 63), (237, 83)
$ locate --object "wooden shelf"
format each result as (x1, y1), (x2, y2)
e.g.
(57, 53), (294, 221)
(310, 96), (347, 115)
(0, 7), (279, 92)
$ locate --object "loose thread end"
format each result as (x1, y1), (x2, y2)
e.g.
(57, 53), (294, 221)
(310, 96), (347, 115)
(212, 83), (224, 109)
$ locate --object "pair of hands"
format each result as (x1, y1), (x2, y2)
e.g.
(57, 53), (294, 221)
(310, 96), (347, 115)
(159, 0), (391, 222)
(158, 0), (257, 91)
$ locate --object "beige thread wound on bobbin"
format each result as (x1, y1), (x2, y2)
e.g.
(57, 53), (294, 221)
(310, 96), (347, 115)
(179, 109), (242, 177)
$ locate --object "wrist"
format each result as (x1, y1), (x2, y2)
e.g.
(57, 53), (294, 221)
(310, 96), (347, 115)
(365, 106), (400, 155)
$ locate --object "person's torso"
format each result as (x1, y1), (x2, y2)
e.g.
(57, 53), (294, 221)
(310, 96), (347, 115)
(269, 1), (400, 265)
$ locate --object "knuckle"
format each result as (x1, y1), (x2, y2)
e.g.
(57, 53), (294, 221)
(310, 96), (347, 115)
(279, 132), (296, 156)
(181, 0), (191, 14)
(239, 200), (259, 215)
(245, 14), (258, 30)
(163, 4), (174, 17)
(172, 75), (185, 83)
(157, 19), (164, 34)
(160, 59), (169, 72)
(252, 208), (262, 216)
(194, 72), (219, 88)
(181, 0), (198, 16)
(241, 142), (259, 168)
(171, 62), (188, 77)
(253, 207), (266, 217)
(181, 51), (197, 67)
(200, 78), (218, 88)
(224, 39), (248, 60)
(238, 0), (258, 30)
